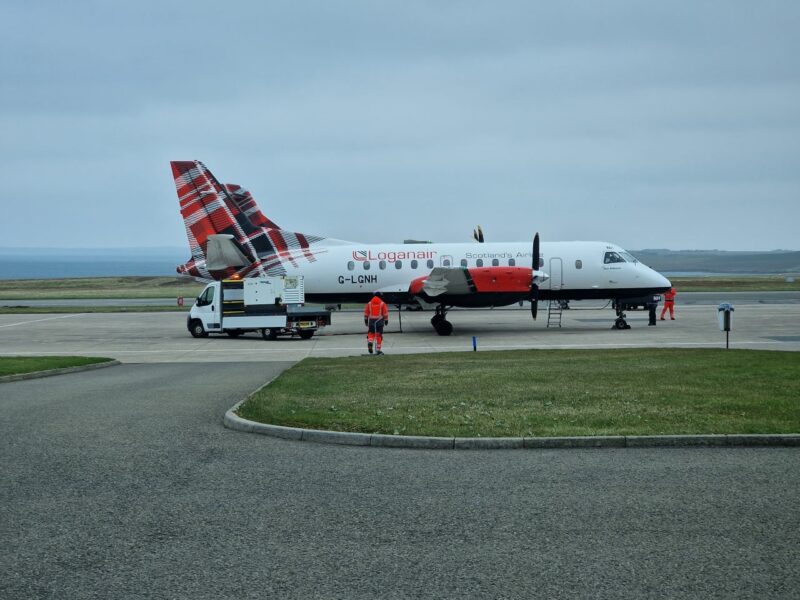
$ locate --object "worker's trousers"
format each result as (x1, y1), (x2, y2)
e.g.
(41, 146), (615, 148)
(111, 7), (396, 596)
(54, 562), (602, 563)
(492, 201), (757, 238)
(660, 302), (675, 319)
(367, 318), (385, 350)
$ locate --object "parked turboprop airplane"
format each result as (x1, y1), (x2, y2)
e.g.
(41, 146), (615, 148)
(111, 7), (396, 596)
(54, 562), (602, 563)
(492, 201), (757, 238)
(172, 160), (671, 335)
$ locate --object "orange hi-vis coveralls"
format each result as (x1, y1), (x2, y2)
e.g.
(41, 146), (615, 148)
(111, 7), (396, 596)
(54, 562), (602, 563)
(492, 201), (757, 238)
(364, 295), (389, 353)
(660, 287), (676, 320)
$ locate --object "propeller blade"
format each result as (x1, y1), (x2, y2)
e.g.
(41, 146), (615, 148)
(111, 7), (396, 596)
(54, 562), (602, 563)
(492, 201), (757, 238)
(530, 232), (540, 320)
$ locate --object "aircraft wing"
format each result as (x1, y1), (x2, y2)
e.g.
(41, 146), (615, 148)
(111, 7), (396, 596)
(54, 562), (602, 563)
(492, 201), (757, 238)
(205, 234), (252, 271)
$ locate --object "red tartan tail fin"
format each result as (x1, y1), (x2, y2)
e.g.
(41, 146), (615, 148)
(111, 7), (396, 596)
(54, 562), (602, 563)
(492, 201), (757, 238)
(171, 160), (327, 280)
(223, 183), (280, 229)
(171, 160), (257, 279)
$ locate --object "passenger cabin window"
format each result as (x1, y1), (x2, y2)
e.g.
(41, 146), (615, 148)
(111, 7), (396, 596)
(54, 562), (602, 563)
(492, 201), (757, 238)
(509, 258), (515, 266)
(492, 259), (499, 266)
(347, 261), (355, 271)
(575, 259), (583, 269)
(443, 258), (451, 267)
(379, 260), (386, 270)
(460, 259), (468, 267)
(476, 259), (484, 267)
(363, 261), (371, 270)
(411, 259), (418, 269)
(604, 252), (625, 264)
(395, 260), (403, 269)
(427, 259), (434, 269)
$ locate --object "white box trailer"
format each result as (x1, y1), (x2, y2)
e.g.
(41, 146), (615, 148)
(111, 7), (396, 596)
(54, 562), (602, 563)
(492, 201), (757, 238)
(187, 276), (330, 340)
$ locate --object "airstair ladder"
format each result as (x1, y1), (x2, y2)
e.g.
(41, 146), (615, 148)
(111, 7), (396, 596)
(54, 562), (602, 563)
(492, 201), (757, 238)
(547, 300), (563, 328)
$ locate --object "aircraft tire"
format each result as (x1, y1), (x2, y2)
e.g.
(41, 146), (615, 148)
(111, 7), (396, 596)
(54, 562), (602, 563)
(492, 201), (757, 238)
(435, 320), (453, 336)
(189, 319), (208, 338)
(614, 318), (630, 330)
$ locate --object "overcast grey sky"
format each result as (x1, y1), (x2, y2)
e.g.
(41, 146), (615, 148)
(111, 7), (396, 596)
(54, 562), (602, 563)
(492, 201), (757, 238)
(1, 1), (798, 250)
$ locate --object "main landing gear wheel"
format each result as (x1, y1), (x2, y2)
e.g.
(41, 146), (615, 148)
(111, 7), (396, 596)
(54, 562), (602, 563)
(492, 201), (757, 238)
(431, 305), (453, 336)
(434, 320), (453, 336)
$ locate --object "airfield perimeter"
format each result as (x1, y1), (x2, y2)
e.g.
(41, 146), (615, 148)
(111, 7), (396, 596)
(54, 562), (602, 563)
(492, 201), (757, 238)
(1, 293), (799, 362)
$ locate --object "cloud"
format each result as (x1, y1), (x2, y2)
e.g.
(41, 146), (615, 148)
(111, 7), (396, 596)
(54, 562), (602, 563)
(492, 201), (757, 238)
(0, 1), (798, 249)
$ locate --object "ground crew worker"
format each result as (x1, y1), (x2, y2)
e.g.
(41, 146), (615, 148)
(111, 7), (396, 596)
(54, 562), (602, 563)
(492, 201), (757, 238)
(364, 292), (389, 355)
(660, 287), (677, 320)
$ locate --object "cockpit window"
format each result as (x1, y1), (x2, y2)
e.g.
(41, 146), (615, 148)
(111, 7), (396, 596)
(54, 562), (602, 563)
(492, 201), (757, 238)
(619, 251), (637, 263)
(604, 251), (626, 264)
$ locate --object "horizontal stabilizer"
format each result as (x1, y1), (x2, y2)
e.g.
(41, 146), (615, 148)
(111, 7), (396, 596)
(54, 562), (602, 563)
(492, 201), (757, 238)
(206, 235), (251, 271)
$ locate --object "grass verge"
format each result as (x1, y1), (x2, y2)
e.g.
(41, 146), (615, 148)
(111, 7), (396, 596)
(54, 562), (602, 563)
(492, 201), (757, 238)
(670, 276), (799, 292)
(0, 276), (204, 300)
(0, 306), (188, 314)
(0, 356), (114, 377)
(238, 349), (800, 437)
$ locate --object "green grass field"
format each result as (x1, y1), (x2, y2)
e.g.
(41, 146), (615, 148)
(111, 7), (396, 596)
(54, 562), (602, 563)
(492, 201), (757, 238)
(0, 306), (188, 314)
(0, 356), (114, 377)
(0, 276), (204, 300)
(670, 276), (799, 292)
(237, 349), (800, 437)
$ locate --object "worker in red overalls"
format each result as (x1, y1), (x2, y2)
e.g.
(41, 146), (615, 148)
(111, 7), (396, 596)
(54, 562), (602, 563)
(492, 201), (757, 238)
(660, 287), (677, 320)
(364, 292), (389, 355)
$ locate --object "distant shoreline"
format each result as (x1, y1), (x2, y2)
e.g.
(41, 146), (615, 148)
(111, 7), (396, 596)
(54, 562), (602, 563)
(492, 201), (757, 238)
(1, 248), (797, 280)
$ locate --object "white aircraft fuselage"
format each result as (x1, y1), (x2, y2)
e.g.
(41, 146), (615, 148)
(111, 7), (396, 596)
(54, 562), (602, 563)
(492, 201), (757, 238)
(285, 239), (670, 306)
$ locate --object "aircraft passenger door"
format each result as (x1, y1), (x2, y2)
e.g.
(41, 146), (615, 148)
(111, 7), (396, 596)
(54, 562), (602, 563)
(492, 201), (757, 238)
(549, 257), (563, 291)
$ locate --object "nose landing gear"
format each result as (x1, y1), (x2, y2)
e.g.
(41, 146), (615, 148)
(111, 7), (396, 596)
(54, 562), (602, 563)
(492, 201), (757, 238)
(613, 302), (631, 330)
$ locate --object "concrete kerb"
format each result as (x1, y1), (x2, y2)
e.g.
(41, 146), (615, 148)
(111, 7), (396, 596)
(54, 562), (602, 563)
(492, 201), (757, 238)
(223, 406), (800, 450)
(224, 370), (800, 450)
(0, 359), (121, 383)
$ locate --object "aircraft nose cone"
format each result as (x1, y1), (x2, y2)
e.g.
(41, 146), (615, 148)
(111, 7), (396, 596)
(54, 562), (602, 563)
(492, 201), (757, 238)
(652, 269), (671, 289)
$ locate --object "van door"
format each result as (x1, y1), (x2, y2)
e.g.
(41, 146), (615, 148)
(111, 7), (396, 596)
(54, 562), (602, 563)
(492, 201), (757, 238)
(194, 284), (221, 331)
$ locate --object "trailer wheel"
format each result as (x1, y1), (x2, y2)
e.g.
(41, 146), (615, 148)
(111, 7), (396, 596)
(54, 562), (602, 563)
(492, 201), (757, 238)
(297, 330), (315, 340)
(262, 328), (279, 341)
(189, 320), (208, 338)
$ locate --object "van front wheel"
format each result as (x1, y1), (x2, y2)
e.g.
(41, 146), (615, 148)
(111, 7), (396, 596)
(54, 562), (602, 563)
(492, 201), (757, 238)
(189, 320), (208, 338)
